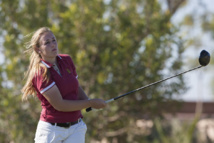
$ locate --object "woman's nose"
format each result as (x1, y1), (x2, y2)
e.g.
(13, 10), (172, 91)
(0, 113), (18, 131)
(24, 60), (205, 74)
(50, 41), (56, 48)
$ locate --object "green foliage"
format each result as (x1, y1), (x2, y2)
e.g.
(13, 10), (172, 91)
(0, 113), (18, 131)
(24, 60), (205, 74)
(0, 0), (188, 142)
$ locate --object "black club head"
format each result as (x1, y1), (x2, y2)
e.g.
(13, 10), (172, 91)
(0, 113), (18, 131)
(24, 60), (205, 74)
(199, 50), (210, 66)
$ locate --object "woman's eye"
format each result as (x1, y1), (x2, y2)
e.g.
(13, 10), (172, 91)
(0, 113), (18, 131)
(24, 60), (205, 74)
(45, 41), (50, 45)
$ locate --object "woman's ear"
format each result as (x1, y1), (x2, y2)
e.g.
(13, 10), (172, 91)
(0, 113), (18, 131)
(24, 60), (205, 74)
(35, 46), (40, 54)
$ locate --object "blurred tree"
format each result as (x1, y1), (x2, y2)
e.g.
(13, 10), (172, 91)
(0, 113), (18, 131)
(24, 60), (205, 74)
(167, 0), (186, 15)
(0, 0), (188, 142)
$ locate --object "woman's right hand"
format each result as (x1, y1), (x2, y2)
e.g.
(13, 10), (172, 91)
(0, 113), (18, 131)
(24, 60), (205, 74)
(89, 99), (107, 109)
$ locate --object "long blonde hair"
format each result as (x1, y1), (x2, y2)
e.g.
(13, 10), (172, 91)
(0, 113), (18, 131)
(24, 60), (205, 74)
(22, 27), (52, 101)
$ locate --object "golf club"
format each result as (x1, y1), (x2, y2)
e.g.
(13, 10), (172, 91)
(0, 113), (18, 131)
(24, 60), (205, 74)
(86, 50), (210, 112)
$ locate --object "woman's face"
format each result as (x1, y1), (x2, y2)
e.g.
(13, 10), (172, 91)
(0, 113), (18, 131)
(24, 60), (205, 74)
(38, 32), (58, 61)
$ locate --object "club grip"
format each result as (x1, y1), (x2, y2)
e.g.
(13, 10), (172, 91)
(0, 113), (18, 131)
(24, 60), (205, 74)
(86, 107), (92, 112)
(85, 99), (114, 112)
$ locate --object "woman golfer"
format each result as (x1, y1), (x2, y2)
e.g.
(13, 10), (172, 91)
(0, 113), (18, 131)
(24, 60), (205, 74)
(22, 27), (106, 143)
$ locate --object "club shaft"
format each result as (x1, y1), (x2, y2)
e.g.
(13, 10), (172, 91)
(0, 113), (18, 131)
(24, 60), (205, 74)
(110, 65), (202, 101)
(86, 65), (203, 112)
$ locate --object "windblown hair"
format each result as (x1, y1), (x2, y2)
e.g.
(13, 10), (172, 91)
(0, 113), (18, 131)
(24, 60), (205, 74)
(21, 27), (52, 101)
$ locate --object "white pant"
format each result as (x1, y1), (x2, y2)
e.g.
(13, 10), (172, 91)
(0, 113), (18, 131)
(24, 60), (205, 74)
(34, 119), (87, 143)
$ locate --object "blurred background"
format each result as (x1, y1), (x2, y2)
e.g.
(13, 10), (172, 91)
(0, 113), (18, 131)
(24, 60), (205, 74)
(0, 0), (214, 143)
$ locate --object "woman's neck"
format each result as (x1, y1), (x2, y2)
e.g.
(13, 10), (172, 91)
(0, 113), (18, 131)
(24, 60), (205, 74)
(42, 57), (56, 65)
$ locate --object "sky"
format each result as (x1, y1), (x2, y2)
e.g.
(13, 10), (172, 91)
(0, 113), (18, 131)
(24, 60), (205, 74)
(170, 0), (214, 102)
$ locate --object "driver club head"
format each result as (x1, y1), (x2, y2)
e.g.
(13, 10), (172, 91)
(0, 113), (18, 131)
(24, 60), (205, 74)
(199, 50), (210, 66)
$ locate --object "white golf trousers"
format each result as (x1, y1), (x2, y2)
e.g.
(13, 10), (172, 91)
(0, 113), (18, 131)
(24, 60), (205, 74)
(34, 119), (87, 143)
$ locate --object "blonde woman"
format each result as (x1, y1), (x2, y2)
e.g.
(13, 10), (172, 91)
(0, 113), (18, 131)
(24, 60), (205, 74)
(22, 27), (106, 143)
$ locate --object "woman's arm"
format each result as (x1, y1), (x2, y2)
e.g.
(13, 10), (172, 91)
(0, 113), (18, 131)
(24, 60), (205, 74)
(43, 85), (106, 112)
(78, 86), (89, 100)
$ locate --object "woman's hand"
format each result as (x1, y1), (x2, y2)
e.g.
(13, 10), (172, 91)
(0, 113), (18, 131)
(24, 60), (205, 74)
(89, 99), (107, 109)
